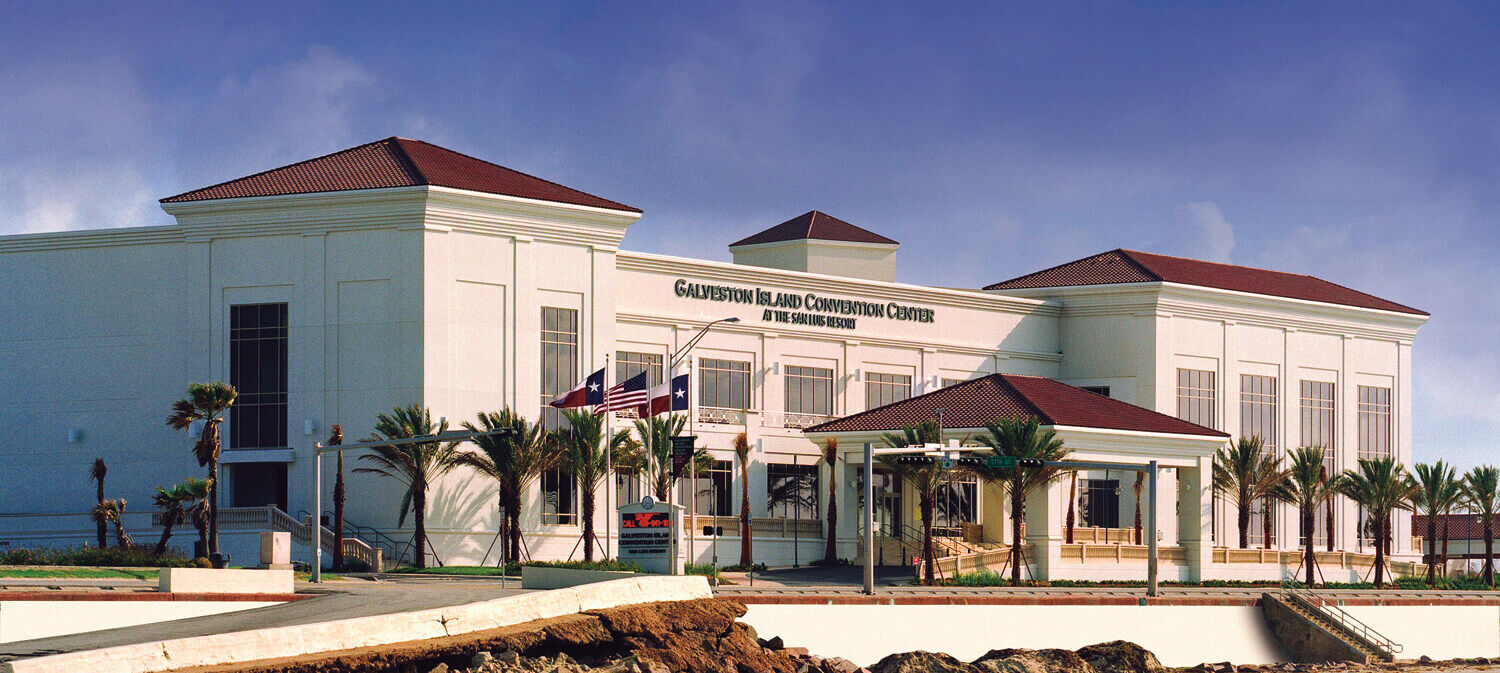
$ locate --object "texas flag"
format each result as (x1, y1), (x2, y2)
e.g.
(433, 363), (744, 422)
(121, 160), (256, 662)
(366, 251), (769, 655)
(549, 367), (605, 408)
(639, 374), (690, 418)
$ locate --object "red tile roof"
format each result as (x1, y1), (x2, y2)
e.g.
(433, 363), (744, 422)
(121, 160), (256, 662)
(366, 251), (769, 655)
(730, 210), (898, 247)
(805, 373), (1227, 437)
(1413, 514), (1500, 541)
(984, 249), (1426, 316)
(161, 137), (641, 212)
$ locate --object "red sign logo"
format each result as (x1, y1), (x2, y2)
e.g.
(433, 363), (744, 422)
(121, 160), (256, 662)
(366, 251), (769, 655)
(621, 512), (670, 529)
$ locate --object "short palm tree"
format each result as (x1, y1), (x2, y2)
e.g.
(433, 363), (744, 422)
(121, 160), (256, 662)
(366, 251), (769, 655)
(1340, 457), (1420, 587)
(557, 409), (637, 561)
(458, 409), (555, 564)
(327, 425), (346, 571)
(1212, 437), (1287, 549)
(166, 382), (237, 558)
(734, 432), (753, 567)
(1462, 465), (1500, 587)
(822, 438), (839, 564)
(978, 417), (1070, 586)
(631, 414), (694, 500)
(1322, 463), (1337, 552)
(878, 420), (945, 585)
(93, 498), (130, 548)
(1413, 461), (1462, 586)
(152, 478), (210, 556)
(89, 458), (108, 549)
(1132, 472), (1145, 545)
(354, 404), (465, 569)
(1274, 447), (1343, 586)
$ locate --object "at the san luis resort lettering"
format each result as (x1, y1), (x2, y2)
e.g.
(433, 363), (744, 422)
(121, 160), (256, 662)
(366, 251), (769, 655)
(673, 278), (935, 330)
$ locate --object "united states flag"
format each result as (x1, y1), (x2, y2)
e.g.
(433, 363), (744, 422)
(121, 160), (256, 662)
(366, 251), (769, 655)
(602, 371), (650, 411)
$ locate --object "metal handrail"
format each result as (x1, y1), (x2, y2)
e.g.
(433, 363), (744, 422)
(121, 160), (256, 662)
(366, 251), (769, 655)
(1278, 581), (1403, 656)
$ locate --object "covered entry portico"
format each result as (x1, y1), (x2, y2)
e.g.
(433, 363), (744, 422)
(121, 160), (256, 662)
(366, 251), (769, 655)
(805, 374), (1230, 584)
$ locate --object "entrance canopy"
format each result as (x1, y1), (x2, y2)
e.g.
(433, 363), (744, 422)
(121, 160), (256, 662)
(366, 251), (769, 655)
(804, 373), (1228, 464)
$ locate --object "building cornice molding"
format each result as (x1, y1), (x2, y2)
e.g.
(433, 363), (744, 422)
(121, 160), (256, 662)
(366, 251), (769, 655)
(617, 251), (1060, 317)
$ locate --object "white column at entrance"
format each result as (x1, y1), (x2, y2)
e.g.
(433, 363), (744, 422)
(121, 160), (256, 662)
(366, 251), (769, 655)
(1178, 454), (1213, 581)
(1023, 479), (1064, 581)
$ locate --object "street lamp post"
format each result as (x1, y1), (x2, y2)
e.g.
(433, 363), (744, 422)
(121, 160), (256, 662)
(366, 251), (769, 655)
(663, 316), (739, 575)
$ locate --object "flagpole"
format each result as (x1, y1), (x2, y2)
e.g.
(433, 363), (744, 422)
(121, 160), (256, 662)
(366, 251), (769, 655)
(604, 352), (613, 560)
(688, 355), (697, 570)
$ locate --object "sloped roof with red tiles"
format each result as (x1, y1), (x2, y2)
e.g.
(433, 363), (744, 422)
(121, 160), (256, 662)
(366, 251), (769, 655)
(729, 210), (898, 247)
(984, 249), (1426, 316)
(805, 373), (1227, 437)
(161, 137), (641, 212)
(1413, 514), (1500, 541)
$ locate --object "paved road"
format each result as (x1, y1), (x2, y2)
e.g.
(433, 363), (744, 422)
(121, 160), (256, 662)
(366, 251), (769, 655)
(0, 576), (530, 662)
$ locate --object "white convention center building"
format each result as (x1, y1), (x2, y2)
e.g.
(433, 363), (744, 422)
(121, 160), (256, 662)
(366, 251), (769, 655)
(0, 138), (1429, 580)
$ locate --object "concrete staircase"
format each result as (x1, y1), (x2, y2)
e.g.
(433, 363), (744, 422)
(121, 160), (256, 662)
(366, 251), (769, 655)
(1261, 585), (1400, 664)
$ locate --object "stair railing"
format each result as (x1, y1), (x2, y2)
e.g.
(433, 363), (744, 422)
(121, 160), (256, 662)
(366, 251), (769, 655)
(1278, 580), (1403, 658)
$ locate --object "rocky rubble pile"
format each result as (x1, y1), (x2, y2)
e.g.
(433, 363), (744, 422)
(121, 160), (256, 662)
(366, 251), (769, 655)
(844, 640), (1165, 673)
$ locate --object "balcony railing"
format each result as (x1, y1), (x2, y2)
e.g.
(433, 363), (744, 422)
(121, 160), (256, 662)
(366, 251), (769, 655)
(761, 411), (836, 429)
(697, 407), (748, 425)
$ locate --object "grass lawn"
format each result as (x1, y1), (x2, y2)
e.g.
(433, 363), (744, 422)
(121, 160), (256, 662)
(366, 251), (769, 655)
(0, 566), (161, 579)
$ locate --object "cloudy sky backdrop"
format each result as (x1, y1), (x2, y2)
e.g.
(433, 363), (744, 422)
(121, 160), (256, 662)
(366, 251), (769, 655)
(2, 2), (1494, 466)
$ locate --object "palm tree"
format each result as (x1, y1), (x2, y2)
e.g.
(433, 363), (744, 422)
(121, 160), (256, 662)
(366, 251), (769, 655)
(1133, 472), (1145, 545)
(89, 458), (108, 549)
(93, 498), (130, 548)
(978, 417), (1071, 586)
(1340, 457), (1420, 588)
(1274, 447), (1343, 586)
(878, 420), (945, 585)
(1462, 466), (1500, 587)
(1322, 464), (1337, 552)
(165, 382), (237, 559)
(354, 404), (465, 569)
(152, 478), (210, 556)
(327, 425), (346, 571)
(631, 414), (691, 500)
(557, 409), (637, 561)
(734, 432), (753, 567)
(1413, 461), (1461, 585)
(822, 438), (839, 564)
(1064, 472), (1078, 544)
(1212, 437), (1288, 549)
(458, 409), (554, 564)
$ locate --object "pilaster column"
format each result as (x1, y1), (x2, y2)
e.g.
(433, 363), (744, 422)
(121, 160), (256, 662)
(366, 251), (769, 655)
(1177, 454), (1214, 581)
(1024, 479), (1063, 580)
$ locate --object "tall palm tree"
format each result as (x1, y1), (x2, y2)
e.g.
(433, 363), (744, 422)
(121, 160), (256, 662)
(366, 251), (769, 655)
(327, 425), (346, 571)
(822, 438), (839, 564)
(1413, 461), (1461, 585)
(152, 478), (210, 556)
(557, 409), (637, 561)
(1274, 447), (1343, 586)
(1462, 466), (1500, 587)
(878, 420), (945, 585)
(631, 414), (692, 500)
(734, 432), (753, 567)
(165, 382), (237, 559)
(1340, 457), (1420, 588)
(1064, 472), (1078, 544)
(1322, 464), (1337, 552)
(1212, 437), (1288, 549)
(1133, 472), (1145, 545)
(89, 458), (108, 549)
(458, 409), (555, 564)
(978, 417), (1071, 586)
(354, 404), (464, 569)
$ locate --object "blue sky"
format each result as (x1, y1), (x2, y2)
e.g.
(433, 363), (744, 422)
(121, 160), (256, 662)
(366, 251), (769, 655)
(2, 2), (1496, 467)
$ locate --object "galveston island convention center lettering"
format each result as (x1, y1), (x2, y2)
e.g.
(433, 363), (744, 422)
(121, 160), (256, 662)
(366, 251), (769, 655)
(673, 278), (935, 330)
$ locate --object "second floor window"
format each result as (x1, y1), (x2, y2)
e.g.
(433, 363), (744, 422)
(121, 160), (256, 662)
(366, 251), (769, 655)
(230, 303), (288, 449)
(1176, 368), (1216, 429)
(1240, 374), (1279, 452)
(540, 307), (578, 430)
(785, 365), (834, 416)
(699, 358), (750, 409)
(617, 351), (663, 389)
(1357, 385), (1392, 460)
(865, 372), (912, 409)
(767, 462), (819, 520)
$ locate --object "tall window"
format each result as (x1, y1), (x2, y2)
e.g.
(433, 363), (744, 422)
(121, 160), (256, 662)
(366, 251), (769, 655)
(540, 307), (578, 430)
(617, 351), (663, 389)
(1357, 385), (1393, 460)
(1176, 369), (1217, 429)
(784, 365), (834, 417)
(1080, 478), (1120, 528)
(1241, 374), (1279, 546)
(865, 372), (912, 409)
(767, 462), (819, 520)
(683, 460), (733, 516)
(699, 358), (750, 410)
(230, 303), (288, 449)
(1301, 381), (1338, 547)
(541, 469), (576, 525)
(934, 475), (979, 528)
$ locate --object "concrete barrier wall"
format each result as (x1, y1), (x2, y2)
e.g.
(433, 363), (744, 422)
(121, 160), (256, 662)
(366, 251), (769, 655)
(1, 575), (712, 673)
(1343, 605), (1500, 661)
(0, 601), (281, 644)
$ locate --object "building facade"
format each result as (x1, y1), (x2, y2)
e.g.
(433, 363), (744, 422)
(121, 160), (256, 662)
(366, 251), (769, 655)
(0, 138), (1427, 577)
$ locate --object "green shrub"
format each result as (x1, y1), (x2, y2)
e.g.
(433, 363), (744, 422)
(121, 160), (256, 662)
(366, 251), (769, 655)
(685, 563), (720, 579)
(521, 559), (644, 573)
(0, 545), (194, 568)
(720, 562), (768, 572)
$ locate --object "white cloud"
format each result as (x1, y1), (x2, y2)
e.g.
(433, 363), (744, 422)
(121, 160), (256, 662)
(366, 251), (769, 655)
(1168, 201), (1236, 263)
